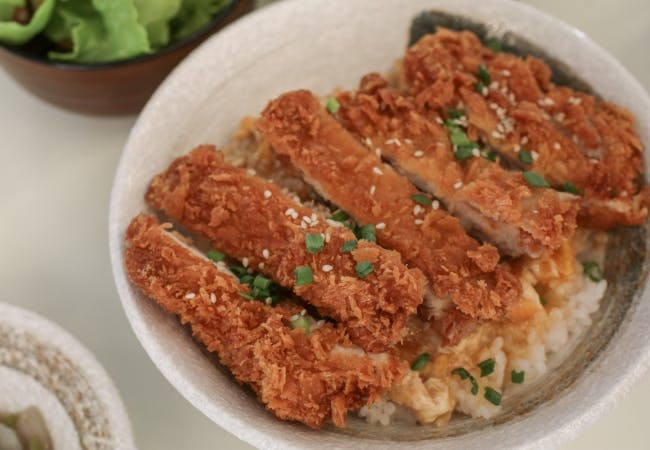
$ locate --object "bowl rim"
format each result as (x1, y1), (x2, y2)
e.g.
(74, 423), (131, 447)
(109, 0), (650, 449)
(0, 0), (241, 70)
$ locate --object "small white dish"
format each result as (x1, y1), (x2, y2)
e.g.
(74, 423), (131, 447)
(0, 303), (135, 450)
(109, 0), (650, 448)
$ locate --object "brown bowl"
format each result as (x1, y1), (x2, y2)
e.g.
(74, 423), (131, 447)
(0, 0), (253, 115)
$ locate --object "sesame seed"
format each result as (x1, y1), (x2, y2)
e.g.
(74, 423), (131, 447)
(363, 137), (373, 147)
(262, 249), (270, 259)
(311, 213), (317, 221)
(435, 117), (443, 124)
(404, 139), (413, 144)
(185, 292), (196, 299)
(326, 219), (343, 227)
(489, 81), (499, 90)
(414, 219), (424, 225)
(290, 314), (299, 321)
(472, 148), (480, 157)
(554, 112), (565, 122)
(210, 293), (217, 304)
(375, 148), (382, 157)
(492, 130), (504, 139)
(454, 181), (463, 189)
(413, 205), (423, 215)
(489, 102), (498, 110)
(373, 167), (383, 175)
(246, 168), (257, 176)
(370, 185), (376, 195)
(322, 264), (333, 272)
(265, 297), (272, 305)
(258, 262), (265, 270)
(568, 96), (582, 105)
(432, 200), (440, 210)
(414, 150), (424, 157)
(385, 138), (402, 146)
(521, 136), (529, 145)
(376, 222), (386, 229)
(532, 150), (539, 161)
(553, 142), (561, 150)
(242, 257), (249, 268)
(300, 309), (306, 316)
(481, 86), (489, 96)
(285, 207), (296, 216)
(324, 233), (331, 242)
(514, 144), (521, 152)
(300, 221), (308, 229)
(502, 69), (511, 77)
(496, 123), (505, 133)
(263, 190), (272, 199)
(291, 212), (298, 219)
(303, 216), (312, 224)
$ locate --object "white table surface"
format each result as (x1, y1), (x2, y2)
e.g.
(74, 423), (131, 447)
(1, 1), (648, 449)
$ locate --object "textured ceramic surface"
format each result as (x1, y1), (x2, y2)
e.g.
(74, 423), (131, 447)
(0, 303), (135, 450)
(109, 0), (650, 448)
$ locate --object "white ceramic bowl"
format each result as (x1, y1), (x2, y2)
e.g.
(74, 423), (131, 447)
(109, 0), (650, 448)
(0, 303), (135, 450)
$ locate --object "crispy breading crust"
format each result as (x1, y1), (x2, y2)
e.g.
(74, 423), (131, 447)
(336, 73), (580, 258)
(145, 146), (425, 353)
(258, 90), (521, 321)
(403, 29), (648, 228)
(124, 213), (407, 428)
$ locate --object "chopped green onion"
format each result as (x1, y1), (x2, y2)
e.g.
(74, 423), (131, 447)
(206, 249), (225, 263)
(511, 369), (525, 384)
(240, 274), (255, 285)
(474, 82), (485, 94)
(582, 261), (604, 282)
(340, 240), (357, 252)
(447, 108), (465, 119)
(331, 210), (350, 222)
(411, 193), (432, 206)
(294, 266), (314, 286)
(326, 97), (340, 114)
(523, 171), (550, 188)
(476, 64), (491, 85)
(229, 265), (248, 278)
(452, 367), (479, 395)
(253, 275), (271, 290)
(355, 261), (374, 278)
(356, 224), (376, 243)
(483, 151), (497, 162)
(486, 39), (502, 52)
(518, 150), (534, 165)
(449, 128), (471, 147)
(484, 387), (502, 406)
(290, 315), (311, 333)
(454, 145), (475, 161)
(305, 233), (324, 254)
(238, 292), (255, 300)
(478, 358), (495, 377)
(562, 182), (583, 196)
(411, 353), (431, 371)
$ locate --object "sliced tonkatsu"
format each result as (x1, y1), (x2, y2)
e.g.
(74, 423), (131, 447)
(145, 146), (425, 353)
(124, 214), (407, 428)
(336, 73), (580, 258)
(258, 90), (522, 323)
(403, 28), (649, 228)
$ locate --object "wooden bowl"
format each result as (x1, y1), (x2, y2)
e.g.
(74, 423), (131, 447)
(0, 0), (253, 115)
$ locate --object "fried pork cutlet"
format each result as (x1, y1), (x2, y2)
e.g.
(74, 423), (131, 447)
(336, 73), (580, 258)
(258, 90), (521, 323)
(146, 146), (425, 353)
(403, 28), (648, 228)
(124, 213), (407, 428)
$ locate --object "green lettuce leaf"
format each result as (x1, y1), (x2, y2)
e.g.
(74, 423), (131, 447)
(170, 0), (231, 42)
(0, 0), (55, 46)
(48, 0), (150, 63)
(133, 0), (181, 49)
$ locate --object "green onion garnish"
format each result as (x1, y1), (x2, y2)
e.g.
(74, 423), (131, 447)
(452, 367), (479, 395)
(476, 64), (491, 85)
(518, 150), (533, 165)
(582, 261), (604, 282)
(294, 266), (314, 286)
(305, 233), (324, 254)
(237, 292), (255, 300)
(411, 353), (431, 371)
(253, 275), (271, 290)
(331, 210), (350, 222)
(562, 182), (583, 196)
(447, 109), (465, 119)
(355, 261), (374, 278)
(454, 145), (476, 161)
(523, 171), (550, 188)
(356, 224), (376, 243)
(206, 249), (225, 263)
(229, 265), (248, 278)
(483, 151), (497, 162)
(340, 240), (357, 252)
(240, 274), (255, 285)
(478, 358), (495, 377)
(511, 369), (525, 384)
(484, 387), (502, 406)
(290, 315), (311, 333)
(486, 39), (502, 52)
(449, 128), (471, 147)
(411, 193), (432, 206)
(326, 97), (340, 114)
(474, 82), (485, 94)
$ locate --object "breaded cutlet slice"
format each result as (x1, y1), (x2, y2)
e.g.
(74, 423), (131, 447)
(336, 73), (580, 258)
(124, 213), (407, 428)
(404, 29), (648, 228)
(145, 146), (425, 353)
(258, 90), (521, 322)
